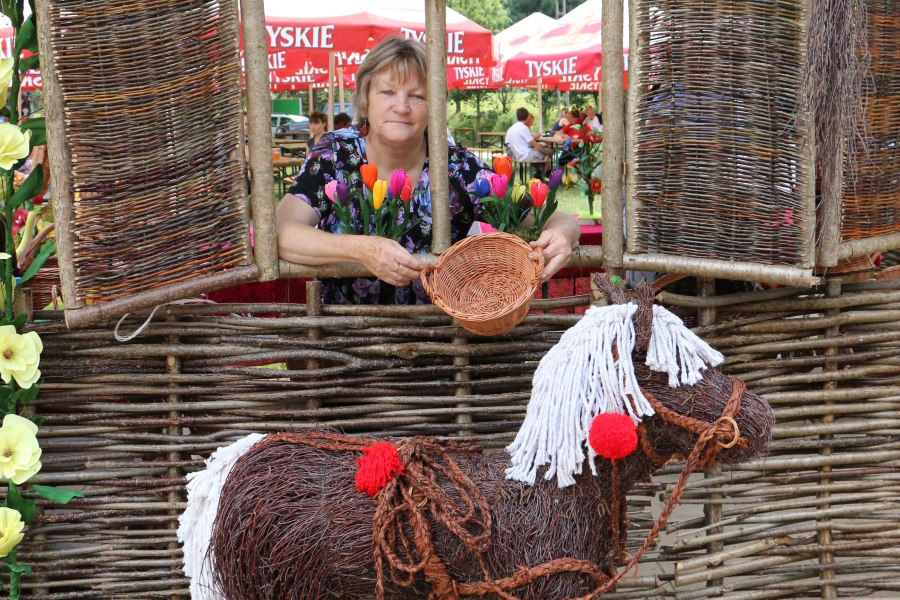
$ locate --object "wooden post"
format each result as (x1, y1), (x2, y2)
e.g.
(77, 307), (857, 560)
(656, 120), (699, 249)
(601, 0), (624, 269)
(305, 281), (323, 412)
(308, 86), (314, 116)
(164, 316), (183, 590)
(426, 0), (451, 254)
(537, 78), (543, 133)
(327, 52), (336, 131)
(817, 278), (840, 599)
(624, 0), (641, 253)
(698, 277), (724, 588)
(338, 67), (345, 114)
(35, 0), (83, 310)
(798, 0), (816, 268)
(453, 331), (473, 437)
(239, 0), (279, 281)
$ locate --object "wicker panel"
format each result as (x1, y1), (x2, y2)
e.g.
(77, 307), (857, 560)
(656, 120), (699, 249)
(18, 284), (900, 597)
(631, 0), (812, 267)
(48, 0), (249, 304)
(840, 0), (900, 241)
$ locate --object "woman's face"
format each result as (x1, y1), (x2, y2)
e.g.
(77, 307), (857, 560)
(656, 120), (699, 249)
(365, 68), (427, 146)
(310, 119), (325, 137)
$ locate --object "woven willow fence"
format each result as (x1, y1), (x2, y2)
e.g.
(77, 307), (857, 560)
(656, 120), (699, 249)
(4, 282), (898, 598)
(839, 0), (900, 246)
(630, 0), (813, 269)
(47, 0), (251, 305)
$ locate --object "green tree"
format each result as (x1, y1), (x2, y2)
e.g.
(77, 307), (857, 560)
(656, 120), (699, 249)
(448, 0), (510, 33)
(505, 0), (589, 26)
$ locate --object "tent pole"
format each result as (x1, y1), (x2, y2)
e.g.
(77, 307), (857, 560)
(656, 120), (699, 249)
(537, 78), (543, 133)
(338, 67), (345, 115)
(601, 0), (624, 269)
(308, 86), (313, 116)
(327, 52), (335, 131)
(426, 0), (450, 254)
(239, 0), (279, 281)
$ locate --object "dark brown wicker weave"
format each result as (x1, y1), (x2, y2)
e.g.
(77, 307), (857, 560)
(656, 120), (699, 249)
(47, 0), (251, 304)
(631, 0), (811, 267)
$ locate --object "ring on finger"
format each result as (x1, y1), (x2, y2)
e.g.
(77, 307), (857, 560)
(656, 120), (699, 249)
(395, 263), (400, 272)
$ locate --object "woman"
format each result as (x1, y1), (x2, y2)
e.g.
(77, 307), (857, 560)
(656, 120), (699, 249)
(550, 108), (569, 133)
(276, 37), (579, 305)
(306, 111), (328, 154)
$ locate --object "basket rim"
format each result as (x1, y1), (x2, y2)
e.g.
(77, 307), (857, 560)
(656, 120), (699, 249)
(422, 232), (543, 324)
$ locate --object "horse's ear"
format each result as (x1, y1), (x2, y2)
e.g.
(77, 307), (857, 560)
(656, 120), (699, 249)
(591, 273), (628, 304)
(633, 282), (656, 352)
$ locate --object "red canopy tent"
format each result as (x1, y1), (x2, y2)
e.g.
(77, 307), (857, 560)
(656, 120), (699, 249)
(502, 0), (628, 91)
(0, 27), (41, 91)
(447, 12), (557, 91)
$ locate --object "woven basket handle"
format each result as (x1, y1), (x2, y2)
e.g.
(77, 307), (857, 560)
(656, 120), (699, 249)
(420, 263), (436, 299)
(17, 223), (55, 273)
(530, 246), (545, 287)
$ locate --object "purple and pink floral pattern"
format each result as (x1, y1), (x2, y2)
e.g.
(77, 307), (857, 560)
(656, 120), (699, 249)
(287, 125), (494, 304)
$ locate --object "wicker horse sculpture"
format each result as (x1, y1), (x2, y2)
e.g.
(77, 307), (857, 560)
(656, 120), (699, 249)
(179, 278), (774, 600)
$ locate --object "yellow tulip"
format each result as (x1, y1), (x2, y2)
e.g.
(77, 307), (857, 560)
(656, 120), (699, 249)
(0, 325), (42, 389)
(0, 508), (24, 558)
(511, 184), (527, 205)
(0, 59), (12, 111)
(0, 414), (41, 485)
(0, 124), (30, 171)
(373, 180), (388, 210)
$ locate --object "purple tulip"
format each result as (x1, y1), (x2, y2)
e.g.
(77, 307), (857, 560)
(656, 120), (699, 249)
(491, 174), (508, 198)
(335, 181), (350, 207)
(389, 169), (406, 198)
(474, 177), (492, 198)
(548, 169), (563, 190)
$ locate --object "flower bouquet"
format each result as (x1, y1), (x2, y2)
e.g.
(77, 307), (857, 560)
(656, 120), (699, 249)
(563, 123), (602, 216)
(474, 157), (563, 243)
(326, 164), (420, 240)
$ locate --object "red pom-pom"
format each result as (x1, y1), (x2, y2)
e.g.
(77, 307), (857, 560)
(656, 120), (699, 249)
(355, 441), (404, 497)
(588, 413), (638, 461)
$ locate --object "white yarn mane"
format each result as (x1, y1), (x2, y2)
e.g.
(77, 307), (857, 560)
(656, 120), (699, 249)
(178, 433), (264, 600)
(506, 303), (724, 488)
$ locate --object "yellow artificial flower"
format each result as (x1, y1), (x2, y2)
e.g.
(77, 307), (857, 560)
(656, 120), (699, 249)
(0, 414), (41, 485)
(0, 507), (24, 558)
(0, 326), (42, 389)
(511, 184), (527, 205)
(0, 124), (31, 171)
(372, 180), (388, 210)
(0, 58), (12, 111)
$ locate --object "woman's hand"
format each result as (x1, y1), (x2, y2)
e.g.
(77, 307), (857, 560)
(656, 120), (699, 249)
(359, 236), (425, 287)
(529, 228), (573, 282)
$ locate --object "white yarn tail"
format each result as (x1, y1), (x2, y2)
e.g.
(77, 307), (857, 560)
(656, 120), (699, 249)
(506, 304), (655, 488)
(506, 302), (725, 489)
(178, 434), (264, 600)
(647, 305), (724, 386)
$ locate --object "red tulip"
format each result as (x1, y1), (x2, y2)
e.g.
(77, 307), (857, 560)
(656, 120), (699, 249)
(401, 175), (413, 202)
(389, 169), (406, 198)
(530, 179), (549, 208)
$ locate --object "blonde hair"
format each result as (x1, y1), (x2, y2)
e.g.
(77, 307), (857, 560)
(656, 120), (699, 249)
(353, 37), (427, 122)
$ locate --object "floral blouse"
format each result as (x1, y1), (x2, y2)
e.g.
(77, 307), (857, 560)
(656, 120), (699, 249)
(287, 126), (493, 304)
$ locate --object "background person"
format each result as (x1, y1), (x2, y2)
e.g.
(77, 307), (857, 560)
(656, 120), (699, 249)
(306, 111), (328, 154)
(504, 107), (553, 178)
(275, 38), (579, 305)
(334, 112), (353, 130)
(584, 105), (601, 133)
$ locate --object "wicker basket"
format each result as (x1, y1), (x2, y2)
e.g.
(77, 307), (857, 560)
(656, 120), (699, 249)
(420, 233), (543, 336)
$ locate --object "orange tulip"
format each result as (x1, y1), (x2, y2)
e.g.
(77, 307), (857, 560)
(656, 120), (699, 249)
(493, 156), (512, 181)
(360, 163), (378, 191)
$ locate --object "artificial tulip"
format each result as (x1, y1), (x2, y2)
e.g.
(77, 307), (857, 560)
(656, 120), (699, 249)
(490, 174), (508, 199)
(372, 180), (388, 210)
(400, 176), (413, 202)
(324, 180), (338, 203)
(389, 169), (406, 198)
(474, 177), (492, 198)
(493, 156), (512, 181)
(547, 169), (563, 190)
(511, 184), (527, 205)
(360, 163), (378, 191)
(335, 181), (350, 207)
(530, 179), (549, 208)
